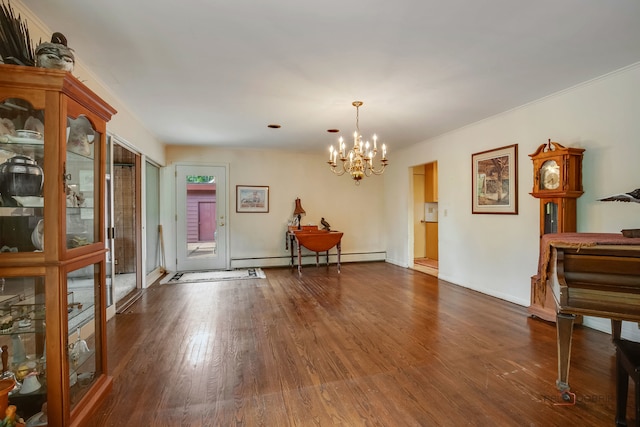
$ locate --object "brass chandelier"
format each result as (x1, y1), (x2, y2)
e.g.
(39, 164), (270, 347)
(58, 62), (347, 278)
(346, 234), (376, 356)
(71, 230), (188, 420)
(327, 101), (388, 184)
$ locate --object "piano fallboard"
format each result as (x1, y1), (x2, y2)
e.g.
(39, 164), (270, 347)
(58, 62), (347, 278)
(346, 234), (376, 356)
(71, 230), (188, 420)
(552, 245), (640, 320)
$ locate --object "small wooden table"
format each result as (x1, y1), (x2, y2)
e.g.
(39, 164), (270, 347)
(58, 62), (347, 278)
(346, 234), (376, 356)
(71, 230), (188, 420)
(286, 226), (343, 274)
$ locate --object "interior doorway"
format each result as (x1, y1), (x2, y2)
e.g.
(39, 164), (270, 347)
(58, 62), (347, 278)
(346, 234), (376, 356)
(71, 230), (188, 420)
(412, 162), (439, 276)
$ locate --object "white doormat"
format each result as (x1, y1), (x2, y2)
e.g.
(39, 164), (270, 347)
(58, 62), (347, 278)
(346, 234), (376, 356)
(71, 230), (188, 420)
(161, 268), (266, 284)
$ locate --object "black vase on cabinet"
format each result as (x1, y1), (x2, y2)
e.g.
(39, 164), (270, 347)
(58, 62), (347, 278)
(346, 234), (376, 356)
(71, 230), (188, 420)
(0, 155), (43, 204)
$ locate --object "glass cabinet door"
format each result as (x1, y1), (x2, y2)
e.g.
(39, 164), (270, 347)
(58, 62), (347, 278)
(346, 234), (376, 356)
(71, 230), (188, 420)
(65, 115), (100, 250)
(66, 261), (101, 408)
(1, 275), (47, 419)
(0, 97), (45, 253)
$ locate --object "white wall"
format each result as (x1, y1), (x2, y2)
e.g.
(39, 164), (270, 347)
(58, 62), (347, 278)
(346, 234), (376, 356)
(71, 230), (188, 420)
(385, 63), (640, 336)
(162, 146), (387, 271)
(10, 0), (166, 165)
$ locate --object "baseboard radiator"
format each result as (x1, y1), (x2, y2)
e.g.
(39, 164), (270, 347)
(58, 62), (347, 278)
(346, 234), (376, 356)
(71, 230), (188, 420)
(230, 251), (386, 269)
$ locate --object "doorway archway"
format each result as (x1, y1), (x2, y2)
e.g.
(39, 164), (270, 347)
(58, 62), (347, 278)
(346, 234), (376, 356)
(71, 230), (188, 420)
(411, 162), (438, 276)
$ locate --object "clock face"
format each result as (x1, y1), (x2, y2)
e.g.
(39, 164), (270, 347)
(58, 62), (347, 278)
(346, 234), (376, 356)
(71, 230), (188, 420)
(540, 160), (560, 190)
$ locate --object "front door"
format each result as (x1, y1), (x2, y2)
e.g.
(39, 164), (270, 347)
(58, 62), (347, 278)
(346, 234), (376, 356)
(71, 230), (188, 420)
(176, 165), (227, 271)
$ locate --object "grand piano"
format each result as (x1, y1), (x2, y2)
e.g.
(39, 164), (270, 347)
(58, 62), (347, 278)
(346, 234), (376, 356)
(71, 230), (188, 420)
(537, 233), (640, 397)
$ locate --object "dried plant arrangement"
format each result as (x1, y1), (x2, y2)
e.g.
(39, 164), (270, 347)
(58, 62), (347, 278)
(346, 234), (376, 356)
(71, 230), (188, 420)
(0, 0), (35, 66)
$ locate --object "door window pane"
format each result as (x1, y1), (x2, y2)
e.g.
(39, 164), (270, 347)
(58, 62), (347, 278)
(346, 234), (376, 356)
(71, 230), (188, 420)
(185, 175), (217, 259)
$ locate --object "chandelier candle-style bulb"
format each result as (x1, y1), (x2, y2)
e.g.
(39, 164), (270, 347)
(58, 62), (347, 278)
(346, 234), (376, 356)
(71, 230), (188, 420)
(326, 101), (389, 184)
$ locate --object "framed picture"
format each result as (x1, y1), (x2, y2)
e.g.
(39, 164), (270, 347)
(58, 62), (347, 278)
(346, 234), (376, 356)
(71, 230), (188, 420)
(472, 144), (518, 214)
(236, 185), (269, 213)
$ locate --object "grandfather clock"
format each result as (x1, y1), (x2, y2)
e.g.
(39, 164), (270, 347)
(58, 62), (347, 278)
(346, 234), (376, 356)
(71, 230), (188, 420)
(528, 139), (585, 321)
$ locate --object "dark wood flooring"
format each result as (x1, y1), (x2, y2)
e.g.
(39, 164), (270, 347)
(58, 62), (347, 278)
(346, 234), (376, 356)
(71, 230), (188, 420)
(85, 262), (630, 426)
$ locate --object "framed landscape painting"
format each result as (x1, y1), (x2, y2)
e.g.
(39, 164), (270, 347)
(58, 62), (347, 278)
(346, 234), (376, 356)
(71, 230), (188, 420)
(471, 144), (518, 214)
(236, 185), (269, 213)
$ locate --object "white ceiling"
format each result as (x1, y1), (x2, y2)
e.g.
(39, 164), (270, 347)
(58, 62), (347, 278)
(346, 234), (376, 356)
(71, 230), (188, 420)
(21, 0), (640, 153)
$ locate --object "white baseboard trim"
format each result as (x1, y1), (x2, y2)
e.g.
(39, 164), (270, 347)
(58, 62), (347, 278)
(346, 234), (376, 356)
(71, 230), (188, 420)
(145, 268), (164, 287)
(437, 273), (530, 307)
(231, 251), (386, 269)
(583, 317), (640, 341)
(385, 258), (409, 268)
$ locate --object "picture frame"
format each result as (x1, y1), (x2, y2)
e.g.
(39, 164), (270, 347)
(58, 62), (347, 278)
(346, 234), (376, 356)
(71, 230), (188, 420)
(236, 185), (269, 213)
(471, 144), (518, 214)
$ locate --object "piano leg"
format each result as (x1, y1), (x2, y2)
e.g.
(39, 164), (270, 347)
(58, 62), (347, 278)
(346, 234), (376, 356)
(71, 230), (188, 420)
(556, 313), (576, 396)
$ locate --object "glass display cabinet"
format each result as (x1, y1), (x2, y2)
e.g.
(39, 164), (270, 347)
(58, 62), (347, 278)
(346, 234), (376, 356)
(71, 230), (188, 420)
(0, 64), (116, 426)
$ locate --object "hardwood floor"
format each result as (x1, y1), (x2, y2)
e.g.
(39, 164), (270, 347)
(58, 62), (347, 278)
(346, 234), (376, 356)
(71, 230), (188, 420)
(86, 262), (627, 426)
(413, 258), (438, 277)
(413, 258), (438, 269)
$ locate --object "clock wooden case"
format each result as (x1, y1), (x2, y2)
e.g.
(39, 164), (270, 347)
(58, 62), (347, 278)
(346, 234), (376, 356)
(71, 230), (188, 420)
(530, 140), (585, 236)
(528, 139), (585, 321)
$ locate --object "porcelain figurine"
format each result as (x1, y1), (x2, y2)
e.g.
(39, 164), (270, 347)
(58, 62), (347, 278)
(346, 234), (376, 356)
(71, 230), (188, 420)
(23, 116), (44, 136)
(31, 219), (44, 251)
(35, 32), (74, 72)
(598, 188), (640, 203)
(0, 119), (15, 137)
(18, 372), (40, 395)
(67, 116), (95, 157)
(321, 217), (331, 230)
(0, 404), (17, 427)
(65, 184), (85, 208)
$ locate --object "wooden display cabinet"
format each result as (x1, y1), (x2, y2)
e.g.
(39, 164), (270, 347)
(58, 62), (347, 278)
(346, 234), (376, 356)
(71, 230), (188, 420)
(0, 65), (116, 426)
